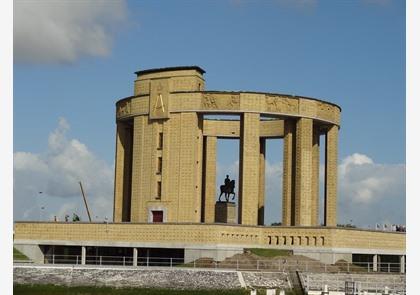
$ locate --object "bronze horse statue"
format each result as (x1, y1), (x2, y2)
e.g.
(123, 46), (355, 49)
(219, 180), (235, 202)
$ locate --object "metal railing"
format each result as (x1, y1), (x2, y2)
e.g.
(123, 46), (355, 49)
(301, 273), (406, 295)
(32, 255), (405, 274)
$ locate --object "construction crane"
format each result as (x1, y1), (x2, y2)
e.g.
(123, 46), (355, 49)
(78, 181), (92, 222)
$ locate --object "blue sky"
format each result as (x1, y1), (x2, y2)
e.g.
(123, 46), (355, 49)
(13, 0), (405, 227)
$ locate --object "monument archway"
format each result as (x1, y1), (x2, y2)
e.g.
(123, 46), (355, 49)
(113, 66), (340, 227)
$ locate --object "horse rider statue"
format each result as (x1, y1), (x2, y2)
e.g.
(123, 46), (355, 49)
(219, 175), (236, 202)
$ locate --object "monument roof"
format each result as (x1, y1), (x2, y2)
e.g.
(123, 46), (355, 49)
(135, 66), (206, 76)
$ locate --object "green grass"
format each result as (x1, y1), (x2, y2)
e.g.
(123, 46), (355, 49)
(13, 248), (30, 261)
(246, 248), (292, 258)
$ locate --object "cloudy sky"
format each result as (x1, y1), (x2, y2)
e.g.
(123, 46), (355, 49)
(13, 0), (405, 228)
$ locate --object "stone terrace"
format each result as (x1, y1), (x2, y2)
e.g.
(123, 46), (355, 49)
(14, 265), (292, 290)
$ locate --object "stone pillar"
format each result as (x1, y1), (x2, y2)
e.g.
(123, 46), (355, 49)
(373, 254), (378, 272)
(258, 138), (266, 225)
(400, 255), (405, 274)
(81, 246), (86, 265)
(203, 136), (217, 223)
(324, 125), (339, 227)
(311, 127), (320, 226)
(113, 123), (126, 222)
(239, 113), (260, 225)
(113, 122), (133, 222)
(130, 116), (146, 222)
(133, 248), (138, 266)
(122, 125), (133, 222)
(295, 118), (313, 226)
(282, 120), (296, 226)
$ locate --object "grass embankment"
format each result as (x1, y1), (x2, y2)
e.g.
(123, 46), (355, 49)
(14, 285), (248, 295)
(13, 248), (30, 261)
(14, 285), (298, 295)
(246, 248), (292, 258)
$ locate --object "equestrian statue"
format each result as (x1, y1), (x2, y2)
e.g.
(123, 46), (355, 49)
(218, 175), (236, 202)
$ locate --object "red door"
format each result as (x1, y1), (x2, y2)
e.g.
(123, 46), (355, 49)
(152, 210), (163, 223)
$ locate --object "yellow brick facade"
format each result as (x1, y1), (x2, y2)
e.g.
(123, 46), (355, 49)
(311, 127), (320, 225)
(282, 120), (295, 226)
(295, 118), (313, 226)
(14, 222), (405, 253)
(324, 125), (339, 226)
(238, 113), (260, 225)
(203, 136), (217, 223)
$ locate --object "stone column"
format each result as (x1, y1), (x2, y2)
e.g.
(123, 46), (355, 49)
(113, 123), (126, 222)
(324, 125), (339, 227)
(282, 120), (296, 226)
(311, 127), (320, 226)
(203, 136), (217, 223)
(258, 138), (266, 226)
(122, 126), (133, 222)
(130, 116), (146, 222)
(400, 255), (405, 274)
(81, 246), (86, 265)
(239, 113), (260, 225)
(113, 122), (133, 222)
(133, 248), (138, 266)
(295, 118), (313, 226)
(373, 254), (378, 272)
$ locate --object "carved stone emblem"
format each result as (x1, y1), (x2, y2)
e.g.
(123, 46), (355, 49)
(117, 101), (131, 117)
(154, 93), (165, 113)
(319, 102), (333, 113)
(149, 79), (170, 119)
(203, 94), (218, 109)
(266, 96), (278, 111)
(266, 96), (296, 113)
(317, 102), (335, 122)
(227, 95), (240, 108)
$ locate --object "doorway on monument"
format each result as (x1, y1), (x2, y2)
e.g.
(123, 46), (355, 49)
(152, 210), (163, 223)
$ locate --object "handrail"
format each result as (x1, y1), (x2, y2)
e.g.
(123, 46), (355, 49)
(23, 254), (405, 275)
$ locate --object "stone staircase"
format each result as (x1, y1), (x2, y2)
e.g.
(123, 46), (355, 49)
(217, 252), (341, 273)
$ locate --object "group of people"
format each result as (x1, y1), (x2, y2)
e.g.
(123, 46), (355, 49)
(53, 213), (80, 222)
(395, 224), (406, 232)
(375, 223), (406, 232)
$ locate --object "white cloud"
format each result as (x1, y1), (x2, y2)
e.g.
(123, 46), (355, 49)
(337, 153), (405, 227)
(338, 153), (404, 205)
(14, 0), (128, 63)
(14, 118), (113, 221)
(339, 153), (373, 176)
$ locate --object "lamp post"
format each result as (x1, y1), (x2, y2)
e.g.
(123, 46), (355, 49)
(36, 191), (43, 221)
(40, 206), (45, 221)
